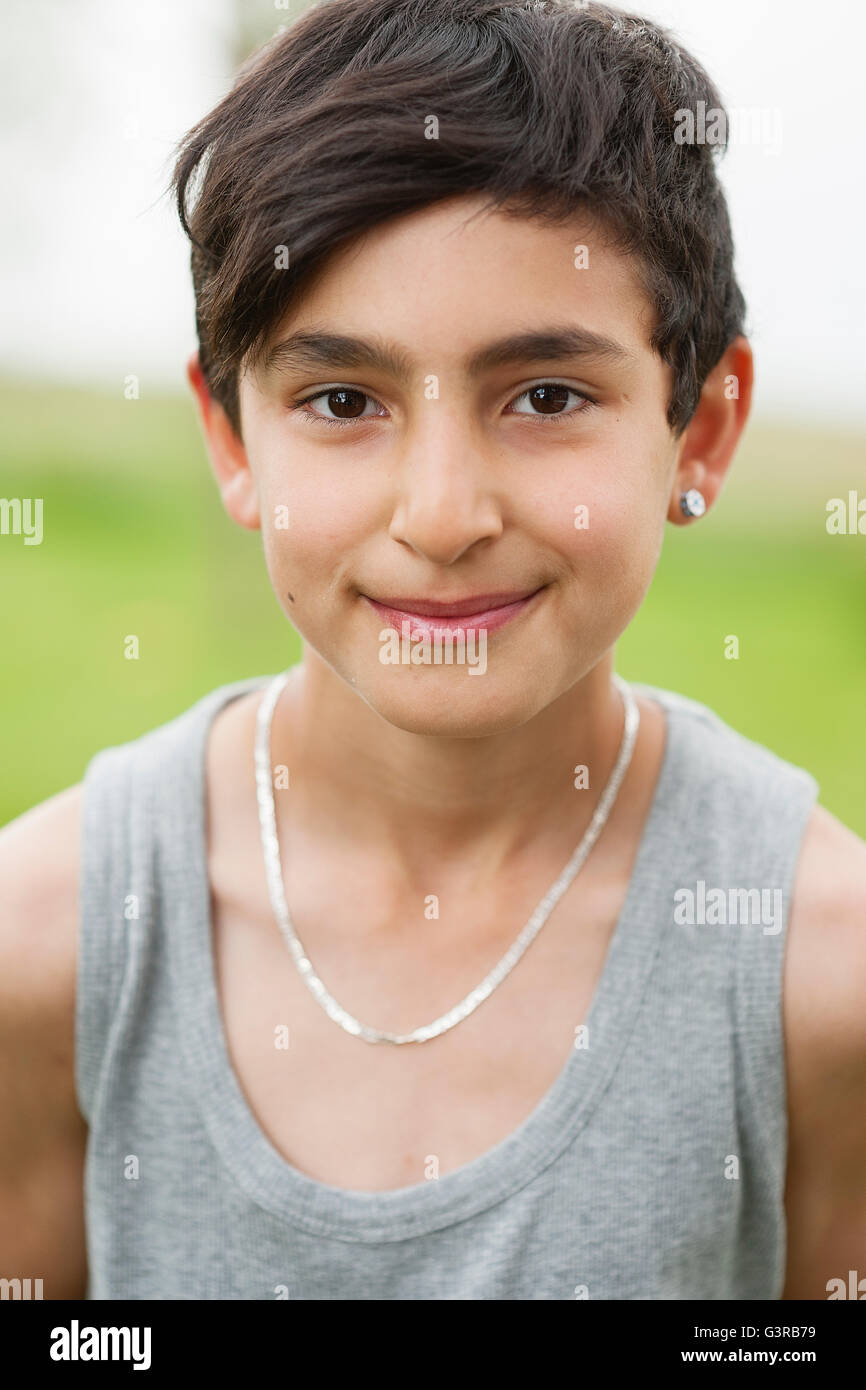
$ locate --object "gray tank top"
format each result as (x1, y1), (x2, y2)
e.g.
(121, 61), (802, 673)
(76, 674), (818, 1300)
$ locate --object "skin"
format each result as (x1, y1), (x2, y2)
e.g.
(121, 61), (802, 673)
(1, 193), (864, 1299)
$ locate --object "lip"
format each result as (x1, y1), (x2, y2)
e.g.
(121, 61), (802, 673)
(362, 587), (545, 636)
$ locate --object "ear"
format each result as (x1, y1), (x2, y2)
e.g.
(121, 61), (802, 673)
(186, 353), (260, 530)
(667, 335), (754, 525)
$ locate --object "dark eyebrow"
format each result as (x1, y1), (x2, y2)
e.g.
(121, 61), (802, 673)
(260, 332), (413, 382)
(467, 327), (632, 373)
(259, 325), (632, 382)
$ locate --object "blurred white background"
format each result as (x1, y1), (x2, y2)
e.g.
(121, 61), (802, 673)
(1, 0), (864, 424)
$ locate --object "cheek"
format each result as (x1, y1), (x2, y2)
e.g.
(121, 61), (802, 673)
(260, 524), (345, 618)
(253, 417), (393, 535)
(539, 449), (669, 613)
(255, 462), (364, 594)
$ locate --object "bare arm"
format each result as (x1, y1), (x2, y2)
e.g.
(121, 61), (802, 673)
(782, 803), (866, 1300)
(0, 786), (88, 1299)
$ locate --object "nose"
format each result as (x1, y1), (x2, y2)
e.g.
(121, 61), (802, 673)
(388, 414), (504, 565)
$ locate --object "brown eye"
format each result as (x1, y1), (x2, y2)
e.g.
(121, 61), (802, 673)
(526, 384), (571, 414)
(509, 383), (590, 418)
(325, 388), (368, 418)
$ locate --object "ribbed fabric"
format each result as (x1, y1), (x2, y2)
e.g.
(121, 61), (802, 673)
(76, 674), (818, 1300)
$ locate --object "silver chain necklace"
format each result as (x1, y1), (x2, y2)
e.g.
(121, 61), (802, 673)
(255, 669), (640, 1045)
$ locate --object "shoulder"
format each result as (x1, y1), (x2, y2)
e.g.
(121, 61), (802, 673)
(0, 786), (90, 1295)
(79, 676), (272, 832)
(0, 677), (265, 1029)
(635, 682), (820, 817)
(785, 802), (866, 1077)
(0, 783), (83, 1024)
(635, 682), (799, 770)
(781, 803), (866, 1296)
(0, 784), (85, 1184)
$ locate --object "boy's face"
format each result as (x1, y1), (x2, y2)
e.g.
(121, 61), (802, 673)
(229, 195), (684, 735)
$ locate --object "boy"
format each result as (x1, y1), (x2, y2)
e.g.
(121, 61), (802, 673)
(2, 0), (865, 1300)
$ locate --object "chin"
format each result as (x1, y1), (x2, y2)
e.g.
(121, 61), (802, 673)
(358, 669), (547, 739)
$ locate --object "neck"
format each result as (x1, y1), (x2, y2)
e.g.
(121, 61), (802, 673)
(271, 649), (629, 884)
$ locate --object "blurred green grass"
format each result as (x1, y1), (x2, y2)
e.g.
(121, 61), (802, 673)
(1, 379), (864, 835)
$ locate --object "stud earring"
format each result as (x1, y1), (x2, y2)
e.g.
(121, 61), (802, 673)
(680, 488), (706, 518)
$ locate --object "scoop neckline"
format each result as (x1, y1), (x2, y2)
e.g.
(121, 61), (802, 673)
(171, 671), (685, 1242)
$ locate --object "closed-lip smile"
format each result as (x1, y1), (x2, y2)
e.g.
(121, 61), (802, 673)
(362, 586), (546, 634)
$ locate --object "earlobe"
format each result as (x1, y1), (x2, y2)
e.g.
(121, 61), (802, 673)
(185, 353), (261, 531)
(221, 470), (261, 530)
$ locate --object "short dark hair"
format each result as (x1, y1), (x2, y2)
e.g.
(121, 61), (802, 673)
(172, 0), (746, 438)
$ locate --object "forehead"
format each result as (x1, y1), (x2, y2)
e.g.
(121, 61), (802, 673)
(252, 194), (658, 380)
